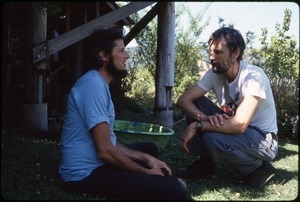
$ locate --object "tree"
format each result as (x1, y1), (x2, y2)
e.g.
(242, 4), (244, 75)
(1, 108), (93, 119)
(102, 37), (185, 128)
(128, 5), (299, 139)
(173, 3), (210, 101)
(127, 2), (211, 108)
(253, 9), (298, 139)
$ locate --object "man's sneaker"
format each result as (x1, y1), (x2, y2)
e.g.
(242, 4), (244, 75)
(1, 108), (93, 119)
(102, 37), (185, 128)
(175, 158), (216, 178)
(233, 161), (276, 188)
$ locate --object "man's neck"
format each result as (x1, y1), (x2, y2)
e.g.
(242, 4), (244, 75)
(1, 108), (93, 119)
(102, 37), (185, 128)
(226, 62), (240, 83)
(99, 68), (112, 84)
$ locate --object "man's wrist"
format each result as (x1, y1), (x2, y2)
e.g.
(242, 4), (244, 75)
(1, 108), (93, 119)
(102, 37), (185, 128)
(195, 121), (203, 130)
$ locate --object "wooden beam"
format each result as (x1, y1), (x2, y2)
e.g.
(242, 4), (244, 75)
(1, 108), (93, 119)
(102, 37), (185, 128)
(124, 3), (158, 46)
(33, 2), (156, 64)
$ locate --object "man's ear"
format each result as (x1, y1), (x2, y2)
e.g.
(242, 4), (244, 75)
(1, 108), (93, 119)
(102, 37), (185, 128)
(98, 50), (110, 62)
(233, 47), (241, 60)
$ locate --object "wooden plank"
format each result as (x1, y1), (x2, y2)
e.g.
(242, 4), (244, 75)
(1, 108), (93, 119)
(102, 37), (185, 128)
(33, 2), (156, 64)
(124, 3), (158, 46)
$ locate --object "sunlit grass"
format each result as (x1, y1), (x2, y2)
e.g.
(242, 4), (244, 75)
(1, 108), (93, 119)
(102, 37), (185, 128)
(1, 111), (298, 200)
(162, 119), (299, 201)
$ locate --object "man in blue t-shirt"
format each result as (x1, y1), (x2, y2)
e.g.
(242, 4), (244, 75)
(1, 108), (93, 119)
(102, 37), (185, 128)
(58, 27), (188, 200)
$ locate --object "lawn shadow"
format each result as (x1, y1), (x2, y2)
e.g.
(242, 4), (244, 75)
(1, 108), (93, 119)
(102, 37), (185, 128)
(186, 161), (298, 200)
(165, 126), (299, 200)
(275, 140), (299, 161)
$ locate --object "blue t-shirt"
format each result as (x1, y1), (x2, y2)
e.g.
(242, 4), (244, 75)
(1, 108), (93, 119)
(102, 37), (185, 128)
(59, 69), (117, 182)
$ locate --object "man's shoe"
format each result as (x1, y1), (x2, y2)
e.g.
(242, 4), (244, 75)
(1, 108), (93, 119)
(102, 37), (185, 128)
(233, 161), (276, 188)
(175, 158), (216, 178)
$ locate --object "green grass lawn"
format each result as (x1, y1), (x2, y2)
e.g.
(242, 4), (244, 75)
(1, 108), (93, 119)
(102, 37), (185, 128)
(1, 111), (298, 200)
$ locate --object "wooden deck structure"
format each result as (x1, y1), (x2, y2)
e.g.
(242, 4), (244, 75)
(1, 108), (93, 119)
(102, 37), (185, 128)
(2, 2), (175, 130)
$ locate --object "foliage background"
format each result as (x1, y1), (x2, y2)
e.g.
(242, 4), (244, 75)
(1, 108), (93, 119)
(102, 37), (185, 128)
(113, 3), (299, 140)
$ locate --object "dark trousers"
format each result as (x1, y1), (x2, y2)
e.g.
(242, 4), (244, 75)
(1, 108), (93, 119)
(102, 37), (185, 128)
(61, 142), (189, 200)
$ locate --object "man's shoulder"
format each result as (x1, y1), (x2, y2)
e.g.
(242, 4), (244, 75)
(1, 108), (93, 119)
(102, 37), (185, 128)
(240, 61), (266, 75)
(241, 61), (263, 70)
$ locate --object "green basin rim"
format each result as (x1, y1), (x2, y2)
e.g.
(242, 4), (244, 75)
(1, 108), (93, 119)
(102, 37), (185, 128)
(114, 120), (174, 136)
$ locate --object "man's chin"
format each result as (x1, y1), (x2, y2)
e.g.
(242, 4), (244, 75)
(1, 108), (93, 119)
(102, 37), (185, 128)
(212, 67), (225, 74)
(212, 66), (219, 73)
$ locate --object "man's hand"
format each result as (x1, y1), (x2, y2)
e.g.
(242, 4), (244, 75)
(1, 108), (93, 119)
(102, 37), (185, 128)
(179, 122), (198, 154)
(203, 113), (230, 127)
(147, 157), (172, 176)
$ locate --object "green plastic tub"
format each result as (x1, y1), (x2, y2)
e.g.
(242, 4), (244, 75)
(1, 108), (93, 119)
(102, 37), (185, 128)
(113, 120), (174, 152)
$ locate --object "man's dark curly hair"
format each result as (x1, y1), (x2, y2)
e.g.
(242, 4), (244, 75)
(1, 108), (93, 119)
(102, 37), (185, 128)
(87, 27), (125, 68)
(208, 27), (246, 62)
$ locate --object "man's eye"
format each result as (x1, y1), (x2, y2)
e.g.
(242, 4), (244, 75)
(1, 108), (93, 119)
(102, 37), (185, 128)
(207, 50), (222, 55)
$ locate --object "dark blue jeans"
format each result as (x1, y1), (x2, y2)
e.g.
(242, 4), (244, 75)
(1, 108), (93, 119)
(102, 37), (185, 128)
(61, 142), (189, 200)
(186, 97), (278, 175)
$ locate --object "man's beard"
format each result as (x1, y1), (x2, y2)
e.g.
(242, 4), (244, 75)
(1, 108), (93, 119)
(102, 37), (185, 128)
(106, 57), (128, 79)
(211, 60), (233, 74)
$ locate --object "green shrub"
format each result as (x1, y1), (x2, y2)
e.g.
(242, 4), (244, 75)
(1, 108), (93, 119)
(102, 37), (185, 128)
(270, 75), (299, 139)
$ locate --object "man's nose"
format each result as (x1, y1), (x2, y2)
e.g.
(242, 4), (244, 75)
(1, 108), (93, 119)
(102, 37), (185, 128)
(124, 51), (130, 59)
(209, 52), (216, 60)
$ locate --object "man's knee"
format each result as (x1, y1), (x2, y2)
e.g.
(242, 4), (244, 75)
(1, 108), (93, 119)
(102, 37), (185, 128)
(202, 133), (226, 154)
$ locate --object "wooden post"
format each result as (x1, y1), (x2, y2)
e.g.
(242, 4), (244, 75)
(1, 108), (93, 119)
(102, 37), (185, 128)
(21, 2), (48, 131)
(154, 2), (175, 128)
